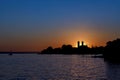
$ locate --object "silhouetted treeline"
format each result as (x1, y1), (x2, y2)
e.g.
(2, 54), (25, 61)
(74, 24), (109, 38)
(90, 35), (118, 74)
(40, 44), (75, 54)
(39, 42), (105, 55)
(39, 38), (120, 61)
(40, 45), (105, 55)
(103, 38), (120, 61)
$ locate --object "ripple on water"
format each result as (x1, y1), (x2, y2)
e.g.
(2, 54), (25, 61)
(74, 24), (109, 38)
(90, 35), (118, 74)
(0, 54), (109, 80)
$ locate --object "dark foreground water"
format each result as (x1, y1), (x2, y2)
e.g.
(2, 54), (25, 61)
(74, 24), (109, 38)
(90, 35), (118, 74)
(0, 54), (120, 80)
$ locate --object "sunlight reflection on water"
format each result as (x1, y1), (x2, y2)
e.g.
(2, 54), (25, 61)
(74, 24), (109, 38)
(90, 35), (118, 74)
(0, 54), (120, 80)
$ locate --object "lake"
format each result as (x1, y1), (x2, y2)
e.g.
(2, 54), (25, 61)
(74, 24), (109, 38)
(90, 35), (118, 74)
(0, 54), (120, 80)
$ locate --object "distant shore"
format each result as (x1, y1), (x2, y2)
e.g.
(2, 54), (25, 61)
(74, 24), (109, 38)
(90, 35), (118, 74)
(0, 52), (38, 54)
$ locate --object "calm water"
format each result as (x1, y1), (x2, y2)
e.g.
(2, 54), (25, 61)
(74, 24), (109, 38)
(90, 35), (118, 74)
(0, 54), (120, 80)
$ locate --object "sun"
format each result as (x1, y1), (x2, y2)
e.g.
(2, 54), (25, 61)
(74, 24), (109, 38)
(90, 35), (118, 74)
(80, 42), (87, 46)
(73, 40), (89, 48)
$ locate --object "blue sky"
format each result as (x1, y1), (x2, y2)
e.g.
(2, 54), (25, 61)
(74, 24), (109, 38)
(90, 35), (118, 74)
(0, 0), (120, 51)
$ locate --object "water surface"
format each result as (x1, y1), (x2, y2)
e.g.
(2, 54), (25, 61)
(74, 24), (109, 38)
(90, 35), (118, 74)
(0, 54), (120, 80)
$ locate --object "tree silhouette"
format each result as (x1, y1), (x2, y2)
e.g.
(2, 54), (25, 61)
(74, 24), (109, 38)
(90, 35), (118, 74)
(104, 38), (120, 61)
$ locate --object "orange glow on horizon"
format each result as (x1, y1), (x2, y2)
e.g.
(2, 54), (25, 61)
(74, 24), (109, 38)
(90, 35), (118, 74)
(59, 24), (108, 48)
(0, 24), (109, 51)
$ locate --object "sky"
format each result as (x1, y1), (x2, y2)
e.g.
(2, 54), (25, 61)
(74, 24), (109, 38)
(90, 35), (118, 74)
(0, 0), (120, 51)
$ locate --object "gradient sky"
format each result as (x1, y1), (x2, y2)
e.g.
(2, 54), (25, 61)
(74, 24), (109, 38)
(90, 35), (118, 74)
(0, 0), (120, 51)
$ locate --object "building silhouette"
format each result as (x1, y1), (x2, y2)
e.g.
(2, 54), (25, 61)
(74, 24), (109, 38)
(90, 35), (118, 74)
(81, 41), (84, 46)
(77, 41), (80, 48)
(77, 41), (85, 48)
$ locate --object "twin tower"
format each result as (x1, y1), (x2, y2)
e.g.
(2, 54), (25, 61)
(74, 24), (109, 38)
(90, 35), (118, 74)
(77, 41), (84, 48)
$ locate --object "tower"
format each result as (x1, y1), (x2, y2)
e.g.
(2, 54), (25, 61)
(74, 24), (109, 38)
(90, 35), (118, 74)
(77, 41), (80, 48)
(81, 41), (84, 46)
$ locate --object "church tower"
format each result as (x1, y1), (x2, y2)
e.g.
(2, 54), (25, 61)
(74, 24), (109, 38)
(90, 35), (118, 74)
(77, 41), (80, 48)
(81, 41), (84, 46)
